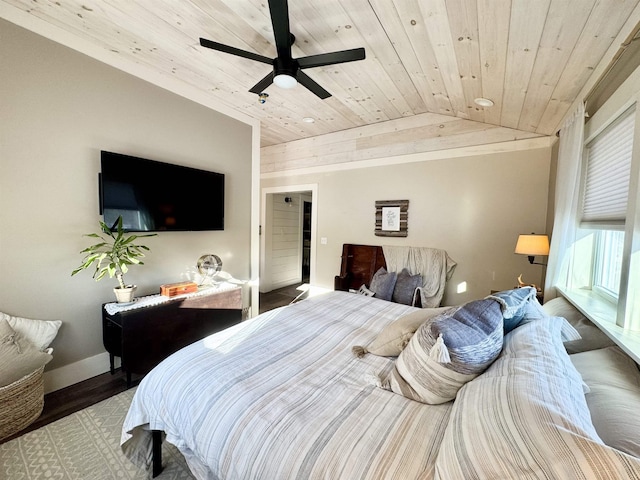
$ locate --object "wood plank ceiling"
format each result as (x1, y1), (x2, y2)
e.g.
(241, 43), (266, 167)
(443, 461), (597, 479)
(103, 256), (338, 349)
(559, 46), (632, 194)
(2, 0), (639, 148)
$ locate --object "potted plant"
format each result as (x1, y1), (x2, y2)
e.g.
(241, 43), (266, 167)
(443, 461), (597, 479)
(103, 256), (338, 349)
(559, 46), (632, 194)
(72, 216), (156, 303)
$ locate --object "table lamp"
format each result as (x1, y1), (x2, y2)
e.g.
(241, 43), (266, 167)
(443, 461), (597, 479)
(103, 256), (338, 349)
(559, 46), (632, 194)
(515, 234), (550, 266)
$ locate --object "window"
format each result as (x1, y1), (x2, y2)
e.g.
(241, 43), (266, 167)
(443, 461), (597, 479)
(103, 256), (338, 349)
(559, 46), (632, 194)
(560, 73), (640, 357)
(581, 107), (634, 228)
(579, 106), (635, 305)
(593, 230), (624, 299)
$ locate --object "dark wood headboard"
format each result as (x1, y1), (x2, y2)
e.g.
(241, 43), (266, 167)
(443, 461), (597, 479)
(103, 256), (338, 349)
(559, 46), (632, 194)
(334, 244), (386, 292)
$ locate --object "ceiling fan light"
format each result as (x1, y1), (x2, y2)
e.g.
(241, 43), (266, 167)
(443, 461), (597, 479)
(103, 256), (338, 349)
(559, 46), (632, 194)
(274, 74), (297, 89)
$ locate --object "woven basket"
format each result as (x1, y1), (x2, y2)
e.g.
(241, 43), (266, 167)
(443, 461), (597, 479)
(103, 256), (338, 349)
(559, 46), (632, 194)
(0, 365), (45, 442)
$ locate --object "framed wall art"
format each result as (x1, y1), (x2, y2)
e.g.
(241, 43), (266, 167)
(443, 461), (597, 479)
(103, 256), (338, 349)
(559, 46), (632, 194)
(375, 200), (409, 237)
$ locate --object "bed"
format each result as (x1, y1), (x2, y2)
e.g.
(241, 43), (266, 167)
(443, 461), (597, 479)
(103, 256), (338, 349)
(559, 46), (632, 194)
(121, 290), (640, 479)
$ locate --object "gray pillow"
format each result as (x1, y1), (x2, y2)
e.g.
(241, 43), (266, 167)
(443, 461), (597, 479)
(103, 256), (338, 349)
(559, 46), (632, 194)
(392, 268), (422, 305)
(369, 267), (397, 301)
(570, 346), (640, 458)
(378, 298), (503, 404)
(543, 296), (615, 353)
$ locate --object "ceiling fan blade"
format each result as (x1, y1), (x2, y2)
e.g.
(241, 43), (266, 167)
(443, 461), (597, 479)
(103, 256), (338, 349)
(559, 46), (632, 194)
(297, 70), (331, 99)
(249, 72), (275, 94)
(268, 0), (293, 58)
(199, 38), (273, 65)
(297, 48), (366, 69)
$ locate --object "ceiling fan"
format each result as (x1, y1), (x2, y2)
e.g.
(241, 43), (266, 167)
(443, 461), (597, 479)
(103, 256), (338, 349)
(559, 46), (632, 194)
(199, 0), (365, 100)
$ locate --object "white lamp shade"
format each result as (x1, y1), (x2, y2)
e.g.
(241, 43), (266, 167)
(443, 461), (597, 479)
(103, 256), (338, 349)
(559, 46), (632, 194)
(274, 74), (297, 89)
(515, 234), (550, 256)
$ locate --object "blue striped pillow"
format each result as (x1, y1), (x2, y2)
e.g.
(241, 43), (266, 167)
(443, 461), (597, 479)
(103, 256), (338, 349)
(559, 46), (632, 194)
(378, 298), (503, 404)
(486, 287), (537, 333)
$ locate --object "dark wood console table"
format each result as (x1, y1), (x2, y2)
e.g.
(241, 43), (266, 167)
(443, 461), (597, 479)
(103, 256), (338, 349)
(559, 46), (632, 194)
(102, 286), (242, 386)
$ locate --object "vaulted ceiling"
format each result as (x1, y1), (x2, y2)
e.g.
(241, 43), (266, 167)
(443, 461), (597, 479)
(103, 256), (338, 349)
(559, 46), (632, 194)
(2, 0), (639, 148)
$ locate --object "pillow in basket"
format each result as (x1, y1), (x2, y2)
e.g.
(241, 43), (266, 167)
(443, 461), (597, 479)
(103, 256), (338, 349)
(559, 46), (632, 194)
(0, 318), (52, 387)
(0, 311), (61, 351)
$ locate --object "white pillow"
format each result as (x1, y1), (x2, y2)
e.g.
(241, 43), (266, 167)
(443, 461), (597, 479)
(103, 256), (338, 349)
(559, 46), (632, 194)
(0, 318), (52, 387)
(570, 346), (640, 458)
(352, 306), (452, 358)
(1, 312), (61, 351)
(356, 284), (375, 297)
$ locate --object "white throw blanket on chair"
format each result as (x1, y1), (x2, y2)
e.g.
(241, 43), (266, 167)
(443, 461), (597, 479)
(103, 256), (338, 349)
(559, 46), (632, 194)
(382, 245), (456, 308)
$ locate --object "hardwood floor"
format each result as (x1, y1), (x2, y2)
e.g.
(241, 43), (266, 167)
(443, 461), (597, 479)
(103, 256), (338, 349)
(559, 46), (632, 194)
(258, 282), (307, 313)
(1, 283), (305, 445)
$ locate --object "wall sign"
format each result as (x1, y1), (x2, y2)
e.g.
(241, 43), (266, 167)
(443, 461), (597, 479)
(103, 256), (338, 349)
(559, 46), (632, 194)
(375, 200), (409, 237)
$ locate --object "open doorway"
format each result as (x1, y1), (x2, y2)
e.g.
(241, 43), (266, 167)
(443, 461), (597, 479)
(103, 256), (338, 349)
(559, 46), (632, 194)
(302, 200), (311, 283)
(260, 185), (317, 294)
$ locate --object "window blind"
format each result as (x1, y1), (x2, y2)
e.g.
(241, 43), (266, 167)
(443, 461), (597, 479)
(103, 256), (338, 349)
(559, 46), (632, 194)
(582, 107), (635, 226)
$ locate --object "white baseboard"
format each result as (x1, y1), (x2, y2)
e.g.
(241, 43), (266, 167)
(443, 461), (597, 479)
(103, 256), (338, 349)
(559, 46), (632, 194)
(43, 352), (118, 394)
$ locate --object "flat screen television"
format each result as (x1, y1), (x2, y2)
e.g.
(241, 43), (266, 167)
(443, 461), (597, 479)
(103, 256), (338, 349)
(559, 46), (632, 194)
(99, 151), (225, 232)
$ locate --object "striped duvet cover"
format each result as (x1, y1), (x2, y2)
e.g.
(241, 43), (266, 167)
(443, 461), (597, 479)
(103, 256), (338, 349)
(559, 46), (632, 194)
(121, 291), (452, 479)
(121, 290), (640, 479)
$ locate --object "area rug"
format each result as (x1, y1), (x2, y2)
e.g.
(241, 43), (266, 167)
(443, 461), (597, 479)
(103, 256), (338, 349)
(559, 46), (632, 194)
(0, 388), (195, 479)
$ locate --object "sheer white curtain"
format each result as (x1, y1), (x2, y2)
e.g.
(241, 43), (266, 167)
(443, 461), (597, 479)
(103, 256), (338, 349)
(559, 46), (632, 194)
(544, 103), (585, 300)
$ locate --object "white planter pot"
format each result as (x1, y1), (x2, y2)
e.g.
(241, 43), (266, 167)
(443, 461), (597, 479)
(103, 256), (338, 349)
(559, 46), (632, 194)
(114, 285), (137, 303)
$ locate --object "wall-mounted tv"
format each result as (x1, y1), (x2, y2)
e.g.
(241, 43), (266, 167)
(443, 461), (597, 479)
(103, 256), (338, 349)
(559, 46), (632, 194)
(99, 151), (225, 232)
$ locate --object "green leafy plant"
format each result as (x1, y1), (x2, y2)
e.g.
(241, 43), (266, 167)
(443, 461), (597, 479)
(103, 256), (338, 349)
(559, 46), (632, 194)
(71, 216), (156, 289)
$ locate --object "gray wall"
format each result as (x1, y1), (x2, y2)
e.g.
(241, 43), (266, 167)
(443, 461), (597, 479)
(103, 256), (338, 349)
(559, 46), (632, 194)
(0, 20), (253, 374)
(262, 146), (552, 306)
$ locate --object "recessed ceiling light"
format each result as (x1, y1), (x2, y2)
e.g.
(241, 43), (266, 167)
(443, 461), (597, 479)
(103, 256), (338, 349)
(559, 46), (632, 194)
(302, 117), (315, 123)
(474, 97), (494, 107)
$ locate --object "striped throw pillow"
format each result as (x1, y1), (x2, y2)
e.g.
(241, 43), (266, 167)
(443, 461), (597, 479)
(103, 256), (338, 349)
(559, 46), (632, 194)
(378, 298), (503, 404)
(433, 316), (640, 479)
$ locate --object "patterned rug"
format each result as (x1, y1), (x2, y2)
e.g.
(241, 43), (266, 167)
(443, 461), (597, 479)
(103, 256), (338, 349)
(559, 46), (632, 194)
(0, 388), (195, 479)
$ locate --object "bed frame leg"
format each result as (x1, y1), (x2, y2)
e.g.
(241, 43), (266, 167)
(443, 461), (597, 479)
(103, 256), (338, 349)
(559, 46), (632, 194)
(152, 430), (163, 477)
